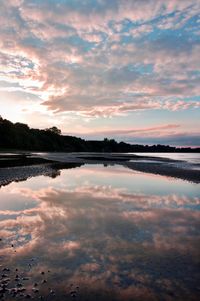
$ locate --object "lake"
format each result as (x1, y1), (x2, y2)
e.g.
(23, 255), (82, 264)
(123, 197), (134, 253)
(0, 160), (200, 300)
(132, 152), (200, 164)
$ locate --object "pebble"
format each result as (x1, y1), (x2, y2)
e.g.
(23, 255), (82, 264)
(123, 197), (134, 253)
(25, 294), (31, 298)
(1, 279), (9, 285)
(50, 289), (55, 295)
(17, 287), (26, 293)
(2, 268), (10, 272)
(70, 290), (78, 299)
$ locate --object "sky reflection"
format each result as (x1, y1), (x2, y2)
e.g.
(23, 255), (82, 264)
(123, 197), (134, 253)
(0, 165), (200, 300)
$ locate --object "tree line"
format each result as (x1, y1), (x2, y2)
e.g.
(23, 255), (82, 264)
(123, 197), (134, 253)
(0, 116), (199, 152)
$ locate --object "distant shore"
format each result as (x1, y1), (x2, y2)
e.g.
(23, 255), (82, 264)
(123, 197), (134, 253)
(0, 152), (199, 186)
(1, 117), (200, 154)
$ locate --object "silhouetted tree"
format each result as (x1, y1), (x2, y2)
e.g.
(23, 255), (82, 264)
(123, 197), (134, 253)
(45, 126), (61, 135)
(0, 116), (199, 153)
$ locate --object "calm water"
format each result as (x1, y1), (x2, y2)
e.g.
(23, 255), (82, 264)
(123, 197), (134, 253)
(0, 163), (200, 300)
(132, 152), (200, 164)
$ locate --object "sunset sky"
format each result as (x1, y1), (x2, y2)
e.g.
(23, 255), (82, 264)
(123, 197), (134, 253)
(0, 0), (200, 146)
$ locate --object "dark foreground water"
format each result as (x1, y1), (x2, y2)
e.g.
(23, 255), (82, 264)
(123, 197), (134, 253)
(0, 164), (200, 300)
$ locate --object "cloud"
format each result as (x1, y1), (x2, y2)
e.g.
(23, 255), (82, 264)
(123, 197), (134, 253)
(65, 123), (200, 146)
(68, 123), (179, 136)
(0, 0), (200, 146)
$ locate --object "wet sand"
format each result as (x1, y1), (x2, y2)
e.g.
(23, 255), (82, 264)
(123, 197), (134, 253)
(0, 152), (199, 186)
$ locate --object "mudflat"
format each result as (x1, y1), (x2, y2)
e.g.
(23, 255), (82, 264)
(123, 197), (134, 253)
(0, 152), (199, 186)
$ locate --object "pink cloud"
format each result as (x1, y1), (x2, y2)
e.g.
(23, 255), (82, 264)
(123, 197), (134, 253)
(0, 0), (199, 126)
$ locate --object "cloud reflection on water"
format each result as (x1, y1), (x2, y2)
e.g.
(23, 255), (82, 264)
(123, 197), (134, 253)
(0, 165), (200, 300)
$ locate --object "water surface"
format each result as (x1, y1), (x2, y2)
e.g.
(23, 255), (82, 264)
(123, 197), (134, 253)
(132, 152), (200, 164)
(0, 164), (200, 300)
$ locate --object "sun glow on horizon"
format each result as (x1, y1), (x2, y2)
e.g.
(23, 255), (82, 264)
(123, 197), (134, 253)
(0, 0), (200, 146)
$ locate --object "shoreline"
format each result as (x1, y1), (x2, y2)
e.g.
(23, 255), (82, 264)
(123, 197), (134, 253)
(0, 153), (199, 186)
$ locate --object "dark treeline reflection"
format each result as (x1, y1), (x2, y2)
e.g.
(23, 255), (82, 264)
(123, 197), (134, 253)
(0, 165), (200, 300)
(1, 116), (200, 152)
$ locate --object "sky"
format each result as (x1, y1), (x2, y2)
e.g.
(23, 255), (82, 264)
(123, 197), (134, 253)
(0, 0), (200, 146)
